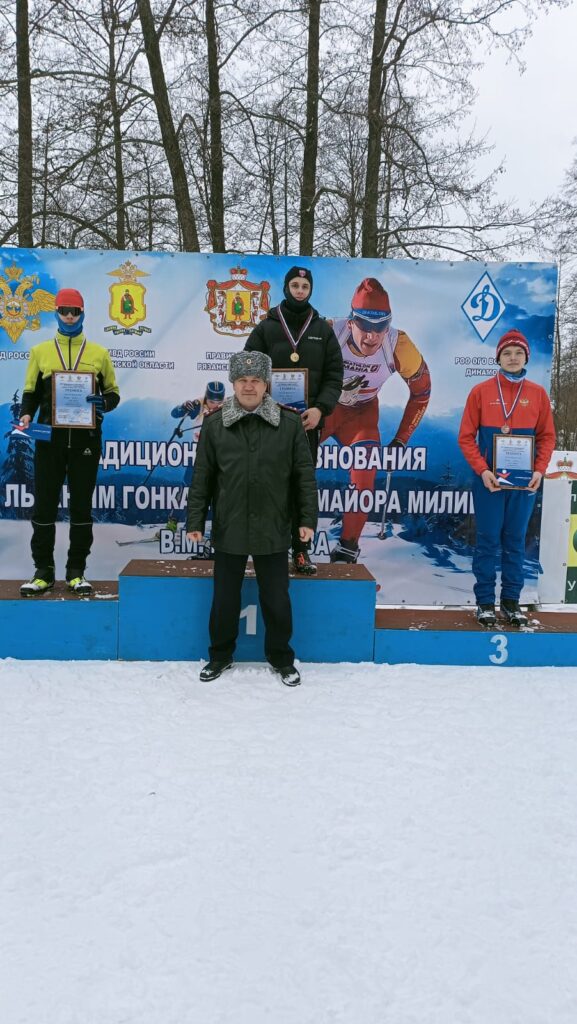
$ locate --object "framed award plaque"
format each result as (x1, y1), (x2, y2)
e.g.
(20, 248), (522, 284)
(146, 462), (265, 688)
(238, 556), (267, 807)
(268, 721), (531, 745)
(270, 368), (309, 413)
(52, 371), (96, 429)
(493, 433), (534, 489)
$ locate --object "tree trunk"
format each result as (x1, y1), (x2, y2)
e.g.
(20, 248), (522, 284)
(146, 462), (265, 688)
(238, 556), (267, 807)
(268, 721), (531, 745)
(284, 136), (289, 255)
(361, 0), (387, 258)
(269, 168), (280, 255)
(145, 157), (154, 251)
(16, 0), (33, 247)
(106, 1), (126, 249)
(205, 0), (225, 251)
(137, 0), (200, 251)
(299, 0), (321, 255)
(381, 128), (392, 258)
(39, 117), (50, 247)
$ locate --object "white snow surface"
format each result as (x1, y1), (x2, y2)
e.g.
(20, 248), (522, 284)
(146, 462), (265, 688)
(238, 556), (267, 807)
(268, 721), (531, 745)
(2, 658), (577, 1024)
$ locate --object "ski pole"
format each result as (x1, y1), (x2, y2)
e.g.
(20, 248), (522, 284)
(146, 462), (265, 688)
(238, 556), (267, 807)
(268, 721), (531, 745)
(378, 471), (392, 539)
(140, 414), (188, 488)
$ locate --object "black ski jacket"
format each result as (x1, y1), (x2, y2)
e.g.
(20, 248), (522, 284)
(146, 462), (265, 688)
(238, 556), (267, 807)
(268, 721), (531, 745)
(245, 304), (343, 417)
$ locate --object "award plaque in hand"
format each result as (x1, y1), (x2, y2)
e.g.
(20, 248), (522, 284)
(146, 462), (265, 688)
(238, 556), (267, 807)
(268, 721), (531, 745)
(52, 371), (96, 429)
(270, 368), (309, 413)
(493, 433), (534, 489)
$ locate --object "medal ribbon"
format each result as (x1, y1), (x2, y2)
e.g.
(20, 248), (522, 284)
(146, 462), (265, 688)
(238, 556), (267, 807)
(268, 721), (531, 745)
(277, 306), (313, 357)
(496, 372), (524, 428)
(54, 337), (86, 372)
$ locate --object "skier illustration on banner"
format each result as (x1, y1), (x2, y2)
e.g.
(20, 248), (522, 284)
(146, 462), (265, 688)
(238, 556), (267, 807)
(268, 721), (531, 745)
(0, 391), (35, 518)
(116, 381), (226, 550)
(321, 277), (431, 563)
(166, 380), (226, 551)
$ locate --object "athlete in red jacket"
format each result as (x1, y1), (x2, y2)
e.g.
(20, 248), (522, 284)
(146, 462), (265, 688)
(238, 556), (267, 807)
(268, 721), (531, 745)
(458, 329), (555, 626)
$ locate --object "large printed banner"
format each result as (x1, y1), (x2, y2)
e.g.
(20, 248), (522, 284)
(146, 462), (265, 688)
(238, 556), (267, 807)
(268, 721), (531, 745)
(0, 248), (556, 605)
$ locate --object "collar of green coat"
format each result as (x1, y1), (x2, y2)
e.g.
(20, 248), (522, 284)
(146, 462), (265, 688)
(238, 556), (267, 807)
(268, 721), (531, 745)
(55, 330), (86, 346)
(222, 393), (281, 428)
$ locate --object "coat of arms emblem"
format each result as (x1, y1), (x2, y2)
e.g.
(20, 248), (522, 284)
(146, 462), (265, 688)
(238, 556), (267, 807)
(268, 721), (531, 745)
(105, 260), (151, 335)
(205, 267), (269, 335)
(545, 457), (577, 481)
(0, 265), (55, 344)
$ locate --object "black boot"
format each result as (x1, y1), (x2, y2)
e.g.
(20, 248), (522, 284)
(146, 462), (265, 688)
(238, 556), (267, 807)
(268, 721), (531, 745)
(476, 604), (496, 627)
(330, 538), (360, 564)
(292, 549), (317, 575)
(500, 599), (528, 626)
(199, 660), (232, 681)
(273, 664), (301, 687)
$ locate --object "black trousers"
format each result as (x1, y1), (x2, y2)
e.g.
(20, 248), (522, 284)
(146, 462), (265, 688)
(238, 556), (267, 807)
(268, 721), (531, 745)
(31, 439), (101, 580)
(292, 427), (319, 553)
(209, 550), (294, 668)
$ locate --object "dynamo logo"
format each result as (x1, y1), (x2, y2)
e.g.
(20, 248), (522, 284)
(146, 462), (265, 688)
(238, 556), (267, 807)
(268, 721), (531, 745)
(461, 272), (506, 341)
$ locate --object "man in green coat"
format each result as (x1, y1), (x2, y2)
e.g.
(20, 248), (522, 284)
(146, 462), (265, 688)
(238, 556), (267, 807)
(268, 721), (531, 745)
(187, 350), (318, 686)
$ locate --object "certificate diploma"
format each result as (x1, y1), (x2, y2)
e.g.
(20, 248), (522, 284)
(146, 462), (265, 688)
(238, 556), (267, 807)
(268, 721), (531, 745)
(493, 433), (534, 489)
(52, 371), (96, 429)
(270, 368), (308, 413)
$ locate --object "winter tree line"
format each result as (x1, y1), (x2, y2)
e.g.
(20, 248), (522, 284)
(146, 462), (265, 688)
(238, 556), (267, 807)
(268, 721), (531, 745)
(1, 0), (576, 445)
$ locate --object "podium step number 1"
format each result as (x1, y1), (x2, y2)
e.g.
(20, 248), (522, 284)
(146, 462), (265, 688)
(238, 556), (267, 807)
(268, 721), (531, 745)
(240, 604), (257, 636)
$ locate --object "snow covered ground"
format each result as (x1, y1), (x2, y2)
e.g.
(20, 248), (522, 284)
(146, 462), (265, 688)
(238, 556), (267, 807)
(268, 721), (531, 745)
(2, 658), (577, 1024)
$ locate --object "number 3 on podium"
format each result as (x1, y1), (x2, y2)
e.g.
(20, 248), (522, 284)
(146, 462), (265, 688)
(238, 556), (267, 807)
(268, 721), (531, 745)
(489, 634), (508, 665)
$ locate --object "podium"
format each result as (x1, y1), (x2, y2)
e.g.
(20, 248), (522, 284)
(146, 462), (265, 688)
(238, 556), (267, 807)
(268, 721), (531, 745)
(0, 581), (118, 660)
(374, 607), (577, 667)
(1, 564), (576, 665)
(118, 560), (377, 662)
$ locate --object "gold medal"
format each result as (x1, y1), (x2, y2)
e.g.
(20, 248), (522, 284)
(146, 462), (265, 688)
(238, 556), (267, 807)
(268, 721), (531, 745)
(290, 352), (300, 363)
(501, 424), (510, 434)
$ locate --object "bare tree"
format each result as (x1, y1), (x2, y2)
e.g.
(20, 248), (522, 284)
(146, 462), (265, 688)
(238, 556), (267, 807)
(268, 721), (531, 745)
(0, 0), (568, 260)
(361, 0), (387, 258)
(299, 0), (321, 255)
(16, 0), (33, 245)
(205, 0), (225, 250)
(137, 0), (200, 250)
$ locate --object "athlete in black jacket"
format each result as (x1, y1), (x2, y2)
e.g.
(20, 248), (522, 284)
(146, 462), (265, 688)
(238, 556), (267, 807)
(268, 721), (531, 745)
(245, 266), (343, 573)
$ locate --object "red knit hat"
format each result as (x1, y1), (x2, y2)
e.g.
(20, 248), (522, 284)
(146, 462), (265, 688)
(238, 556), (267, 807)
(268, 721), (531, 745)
(350, 278), (391, 323)
(55, 287), (84, 310)
(496, 328), (529, 363)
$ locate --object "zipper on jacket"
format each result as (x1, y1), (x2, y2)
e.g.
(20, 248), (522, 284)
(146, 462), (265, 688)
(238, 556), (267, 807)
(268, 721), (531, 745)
(68, 337), (72, 449)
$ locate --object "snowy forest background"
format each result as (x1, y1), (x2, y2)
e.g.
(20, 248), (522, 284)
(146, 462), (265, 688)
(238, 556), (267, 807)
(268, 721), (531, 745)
(1, 0), (576, 444)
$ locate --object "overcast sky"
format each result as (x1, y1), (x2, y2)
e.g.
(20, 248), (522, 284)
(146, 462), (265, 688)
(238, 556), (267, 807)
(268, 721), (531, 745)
(470, 1), (577, 209)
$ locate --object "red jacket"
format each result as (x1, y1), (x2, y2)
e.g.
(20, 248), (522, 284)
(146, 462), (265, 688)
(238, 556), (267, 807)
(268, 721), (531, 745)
(458, 373), (556, 476)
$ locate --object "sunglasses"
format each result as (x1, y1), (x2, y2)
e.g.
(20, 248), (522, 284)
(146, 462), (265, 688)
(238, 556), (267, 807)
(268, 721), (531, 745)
(351, 315), (390, 334)
(58, 306), (83, 316)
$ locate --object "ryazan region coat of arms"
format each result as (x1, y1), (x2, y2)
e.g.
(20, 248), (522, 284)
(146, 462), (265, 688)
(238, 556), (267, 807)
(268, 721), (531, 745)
(0, 265), (55, 344)
(545, 457), (577, 481)
(205, 267), (269, 336)
(105, 260), (151, 336)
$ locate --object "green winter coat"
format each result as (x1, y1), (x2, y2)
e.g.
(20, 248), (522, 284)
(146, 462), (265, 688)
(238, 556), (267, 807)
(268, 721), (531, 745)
(186, 394), (318, 555)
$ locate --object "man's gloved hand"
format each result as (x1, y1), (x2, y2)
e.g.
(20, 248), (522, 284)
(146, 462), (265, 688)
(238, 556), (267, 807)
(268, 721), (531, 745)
(387, 438), (405, 448)
(339, 374), (367, 407)
(86, 393), (106, 413)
